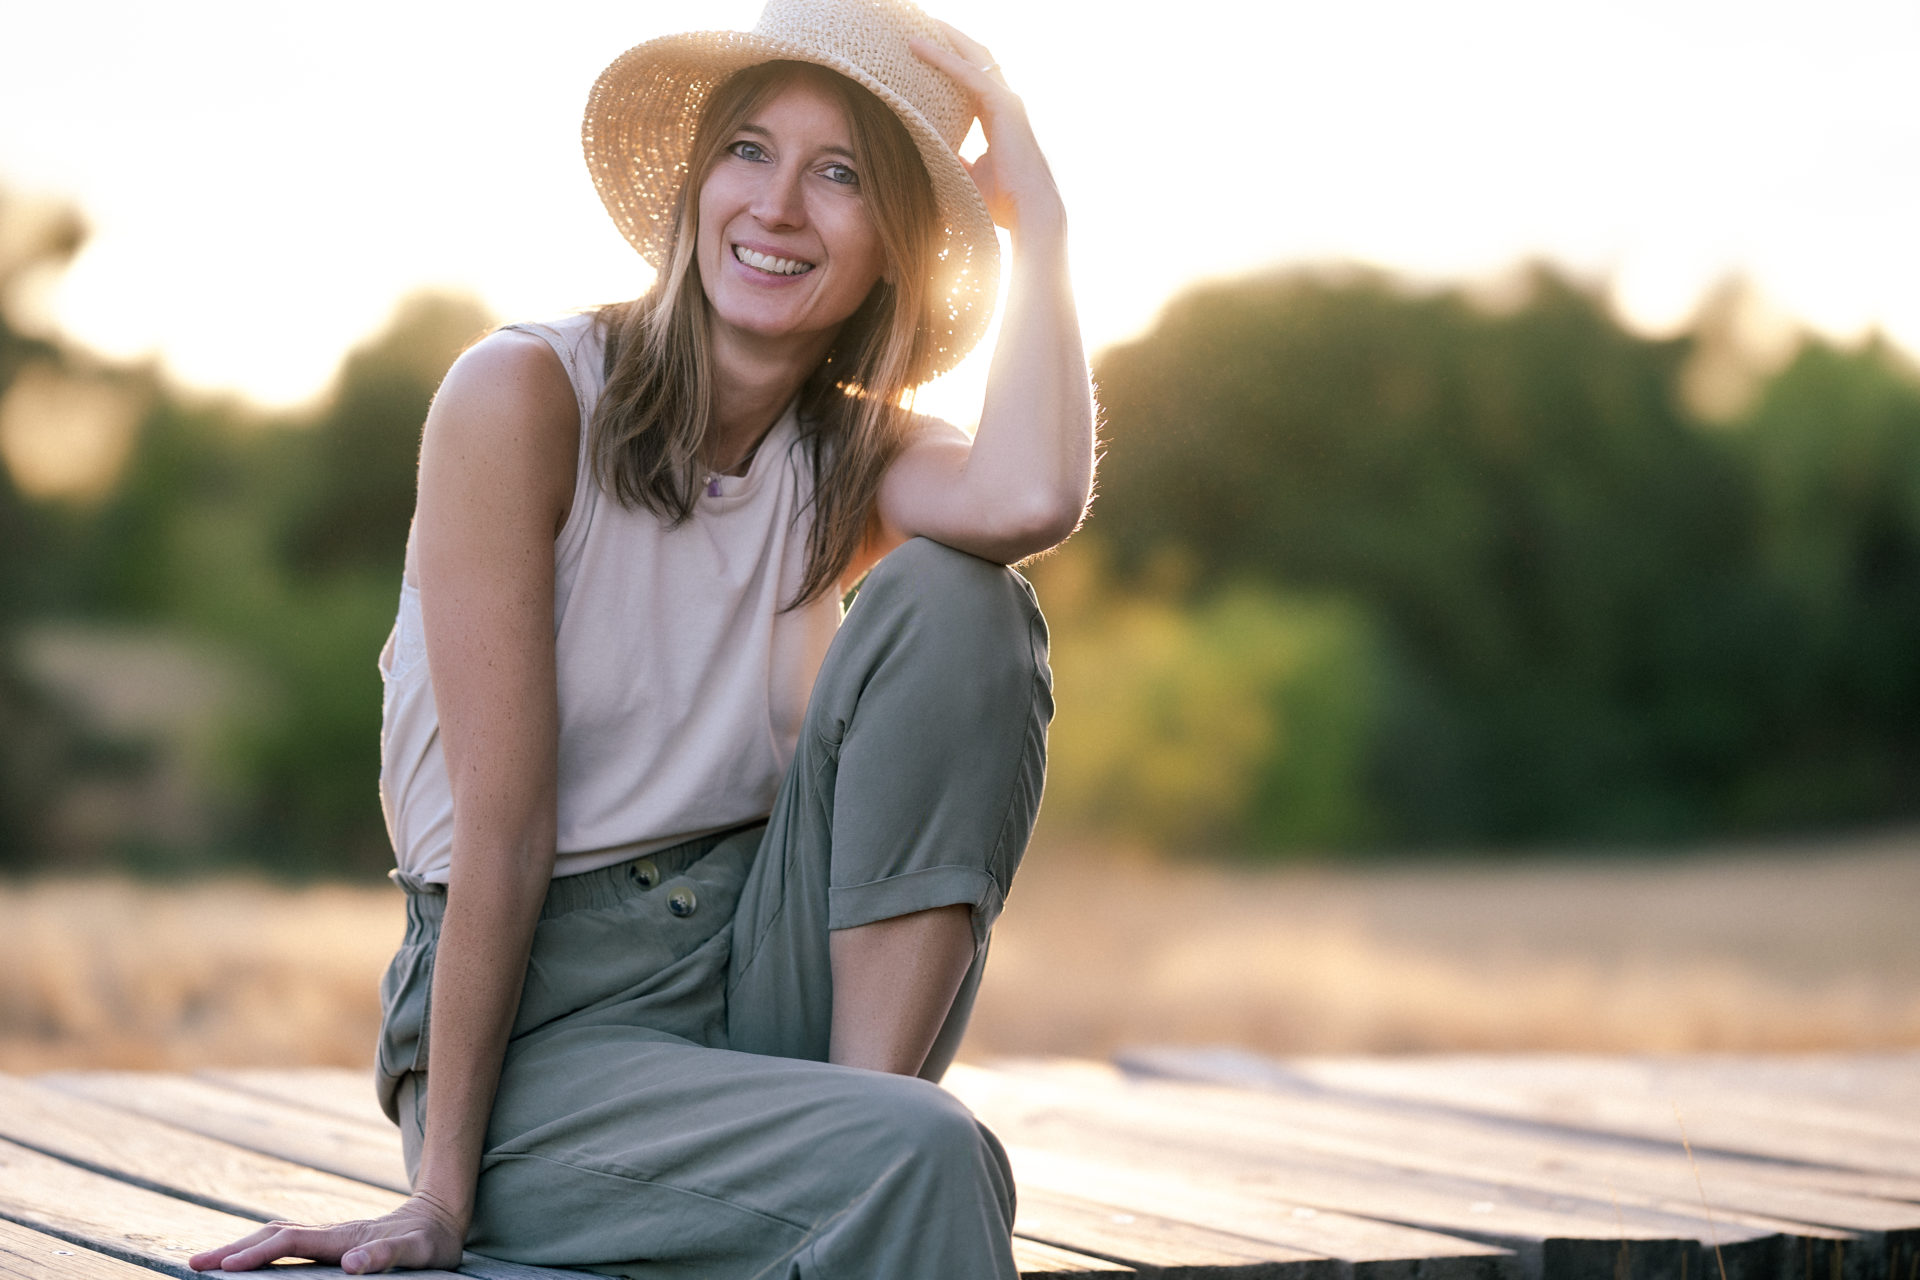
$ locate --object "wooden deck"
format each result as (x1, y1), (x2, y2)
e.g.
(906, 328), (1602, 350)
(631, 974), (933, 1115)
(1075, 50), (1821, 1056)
(0, 1051), (1914, 1279)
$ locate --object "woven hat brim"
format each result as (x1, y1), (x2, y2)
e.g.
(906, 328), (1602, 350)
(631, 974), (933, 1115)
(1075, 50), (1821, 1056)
(582, 30), (1000, 380)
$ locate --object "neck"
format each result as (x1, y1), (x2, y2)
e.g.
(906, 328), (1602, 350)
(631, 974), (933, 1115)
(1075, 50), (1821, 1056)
(705, 323), (836, 475)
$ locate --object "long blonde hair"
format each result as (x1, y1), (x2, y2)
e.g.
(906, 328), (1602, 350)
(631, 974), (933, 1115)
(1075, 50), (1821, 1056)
(591, 61), (940, 606)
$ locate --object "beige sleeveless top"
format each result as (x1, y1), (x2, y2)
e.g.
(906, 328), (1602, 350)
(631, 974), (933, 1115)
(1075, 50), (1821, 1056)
(379, 312), (843, 884)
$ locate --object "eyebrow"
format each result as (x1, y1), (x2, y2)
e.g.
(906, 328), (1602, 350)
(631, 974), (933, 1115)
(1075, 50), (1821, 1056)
(735, 123), (856, 162)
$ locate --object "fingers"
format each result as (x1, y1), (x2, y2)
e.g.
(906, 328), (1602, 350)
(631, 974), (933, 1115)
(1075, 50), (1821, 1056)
(340, 1223), (457, 1275)
(189, 1220), (392, 1273)
(930, 18), (996, 72)
(192, 1204), (465, 1275)
(907, 25), (1061, 233)
(194, 1223), (349, 1272)
(907, 32), (1013, 107)
(189, 1222), (284, 1271)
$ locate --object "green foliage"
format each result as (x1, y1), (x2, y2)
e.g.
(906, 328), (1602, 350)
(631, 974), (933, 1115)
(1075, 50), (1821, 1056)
(0, 244), (490, 871)
(1088, 264), (1920, 849)
(1717, 338), (1920, 827)
(1035, 545), (1379, 850)
(0, 192), (93, 864)
(280, 294), (492, 577)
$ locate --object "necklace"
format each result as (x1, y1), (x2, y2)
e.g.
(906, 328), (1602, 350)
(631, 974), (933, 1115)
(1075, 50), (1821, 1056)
(704, 433), (767, 498)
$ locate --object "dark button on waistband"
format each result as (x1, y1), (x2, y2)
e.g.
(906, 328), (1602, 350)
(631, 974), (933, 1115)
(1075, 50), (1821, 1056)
(667, 885), (697, 918)
(633, 858), (660, 889)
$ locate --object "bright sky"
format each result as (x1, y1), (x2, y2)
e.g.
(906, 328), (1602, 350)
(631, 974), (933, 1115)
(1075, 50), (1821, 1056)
(2, 0), (1916, 426)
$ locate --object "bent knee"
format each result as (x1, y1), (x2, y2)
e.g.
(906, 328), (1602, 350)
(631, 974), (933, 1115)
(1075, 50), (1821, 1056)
(858, 539), (1046, 666)
(867, 1078), (1015, 1220)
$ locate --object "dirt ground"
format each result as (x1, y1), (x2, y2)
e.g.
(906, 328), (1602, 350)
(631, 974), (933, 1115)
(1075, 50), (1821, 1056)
(2, 829), (1914, 1072)
(969, 828), (1920, 1059)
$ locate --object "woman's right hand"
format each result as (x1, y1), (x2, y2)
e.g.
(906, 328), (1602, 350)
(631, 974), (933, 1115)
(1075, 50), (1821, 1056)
(188, 1191), (467, 1274)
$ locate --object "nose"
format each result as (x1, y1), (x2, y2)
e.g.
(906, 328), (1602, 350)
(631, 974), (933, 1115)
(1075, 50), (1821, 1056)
(749, 159), (806, 229)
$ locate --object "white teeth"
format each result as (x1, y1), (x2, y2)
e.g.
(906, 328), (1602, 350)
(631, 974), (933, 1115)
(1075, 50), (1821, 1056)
(733, 245), (814, 276)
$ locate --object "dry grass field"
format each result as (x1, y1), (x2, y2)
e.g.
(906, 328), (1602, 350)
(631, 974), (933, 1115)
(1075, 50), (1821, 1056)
(2, 830), (1915, 1073)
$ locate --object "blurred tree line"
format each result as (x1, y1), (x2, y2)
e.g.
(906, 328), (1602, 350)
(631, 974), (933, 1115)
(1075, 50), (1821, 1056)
(1, 189), (490, 873)
(1042, 265), (1920, 851)
(4, 187), (1920, 873)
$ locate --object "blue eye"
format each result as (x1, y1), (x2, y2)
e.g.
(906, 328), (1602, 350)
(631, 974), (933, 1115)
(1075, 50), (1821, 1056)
(728, 140), (767, 161)
(822, 163), (859, 187)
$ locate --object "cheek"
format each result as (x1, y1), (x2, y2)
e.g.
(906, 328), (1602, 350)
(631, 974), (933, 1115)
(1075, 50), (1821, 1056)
(837, 208), (886, 288)
(694, 173), (734, 258)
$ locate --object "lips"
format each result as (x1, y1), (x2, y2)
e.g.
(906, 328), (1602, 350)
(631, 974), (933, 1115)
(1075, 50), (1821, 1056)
(733, 244), (816, 276)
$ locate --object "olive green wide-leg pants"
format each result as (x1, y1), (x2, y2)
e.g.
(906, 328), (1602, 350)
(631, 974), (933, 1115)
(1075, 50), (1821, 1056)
(375, 539), (1053, 1279)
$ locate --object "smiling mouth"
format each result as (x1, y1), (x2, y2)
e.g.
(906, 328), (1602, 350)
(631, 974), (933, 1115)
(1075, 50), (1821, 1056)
(733, 245), (816, 276)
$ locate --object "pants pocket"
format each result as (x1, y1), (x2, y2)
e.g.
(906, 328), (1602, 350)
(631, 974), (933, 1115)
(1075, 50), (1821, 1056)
(375, 937), (435, 1122)
(512, 838), (759, 1049)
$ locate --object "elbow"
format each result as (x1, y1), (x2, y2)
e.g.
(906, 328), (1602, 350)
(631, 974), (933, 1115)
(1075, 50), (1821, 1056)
(994, 484), (1089, 562)
(1034, 483), (1091, 549)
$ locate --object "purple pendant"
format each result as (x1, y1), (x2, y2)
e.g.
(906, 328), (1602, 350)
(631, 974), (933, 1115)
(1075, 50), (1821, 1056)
(707, 476), (721, 498)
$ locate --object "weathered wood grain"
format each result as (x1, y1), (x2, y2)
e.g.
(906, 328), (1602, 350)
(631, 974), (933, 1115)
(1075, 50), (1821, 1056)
(1013, 1056), (1920, 1235)
(1117, 1053), (1920, 1208)
(947, 1062), (1887, 1280)
(1014, 1188), (1342, 1279)
(197, 1069), (391, 1133)
(0, 1075), (397, 1225)
(1012, 1236), (1139, 1276)
(0, 1218), (162, 1280)
(0, 1135), (463, 1279)
(39, 1072), (410, 1193)
(1105, 1052), (1920, 1279)
(1130, 1050), (1920, 1179)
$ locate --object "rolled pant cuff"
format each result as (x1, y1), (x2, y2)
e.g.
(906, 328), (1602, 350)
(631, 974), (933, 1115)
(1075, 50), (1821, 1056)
(828, 865), (1004, 945)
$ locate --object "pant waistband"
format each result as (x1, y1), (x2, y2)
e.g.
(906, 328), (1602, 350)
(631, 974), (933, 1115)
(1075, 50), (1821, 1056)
(391, 825), (763, 931)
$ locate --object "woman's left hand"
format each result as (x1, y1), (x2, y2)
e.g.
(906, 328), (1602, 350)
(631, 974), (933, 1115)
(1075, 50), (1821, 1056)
(909, 24), (1064, 235)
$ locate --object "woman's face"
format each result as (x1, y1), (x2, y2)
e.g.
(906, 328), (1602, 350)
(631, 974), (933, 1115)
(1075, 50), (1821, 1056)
(695, 74), (888, 356)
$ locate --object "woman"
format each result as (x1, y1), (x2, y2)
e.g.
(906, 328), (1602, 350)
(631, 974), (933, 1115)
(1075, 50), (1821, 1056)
(192, 0), (1092, 1275)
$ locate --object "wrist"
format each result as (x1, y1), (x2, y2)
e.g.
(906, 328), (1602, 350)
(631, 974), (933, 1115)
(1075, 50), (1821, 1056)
(410, 1176), (475, 1234)
(1009, 197), (1068, 251)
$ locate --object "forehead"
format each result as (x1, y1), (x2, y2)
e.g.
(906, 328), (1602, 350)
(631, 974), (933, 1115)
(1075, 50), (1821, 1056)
(737, 67), (857, 142)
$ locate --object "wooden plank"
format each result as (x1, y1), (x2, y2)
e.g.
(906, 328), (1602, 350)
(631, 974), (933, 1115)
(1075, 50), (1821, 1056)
(1015, 1189), (1341, 1279)
(999, 1143), (1522, 1280)
(38, 1071), (410, 1193)
(953, 1073), (1524, 1279)
(952, 1074), (1758, 1280)
(0, 1135), (466, 1279)
(197, 1068), (391, 1133)
(1093, 1053), (1920, 1279)
(0, 1075), (603, 1279)
(1100, 1049), (1920, 1215)
(1607, 1052), (1920, 1111)
(1373, 1053), (1920, 1158)
(948, 1063), (1874, 1280)
(0, 1074), (397, 1225)
(1143, 1050), (1920, 1178)
(1118, 1049), (1920, 1215)
(1012, 1236), (1138, 1276)
(0, 1218), (164, 1280)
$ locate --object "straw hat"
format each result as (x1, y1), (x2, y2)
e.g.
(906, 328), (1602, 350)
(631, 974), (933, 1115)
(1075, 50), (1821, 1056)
(582, 0), (1000, 378)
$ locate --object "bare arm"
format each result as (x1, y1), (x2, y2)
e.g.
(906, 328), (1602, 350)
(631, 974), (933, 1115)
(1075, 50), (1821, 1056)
(192, 331), (578, 1274)
(870, 27), (1096, 567)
